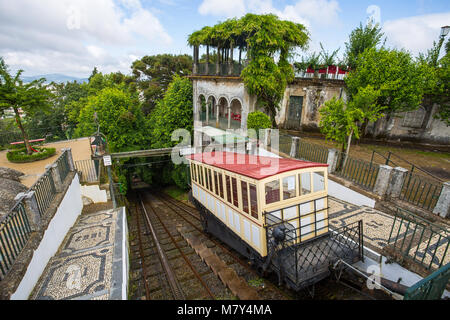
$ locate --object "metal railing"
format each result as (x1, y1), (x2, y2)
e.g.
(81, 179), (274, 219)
(194, 62), (246, 77)
(31, 170), (57, 217)
(0, 149), (73, 280)
(74, 159), (99, 184)
(399, 173), (443, 211)
(0, 202), (32, 280)
(403, 262), (450, 300)
(0, 125), (76, 147)
(386, 207), (449, 272)
(335, 152), (380, 191)
(296, 139), (329, 164)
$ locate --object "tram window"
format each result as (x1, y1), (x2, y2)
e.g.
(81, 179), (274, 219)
(313, 171), (325, 192)
(208, 169), (213, 192)
(232, 177), (239, 208)
(218, 173), (224, 198)
(249, 184), (258, 219)
(214, 171), (219, 196)
(199, 166), (204, 186)
(204, 167), (209, 190)
(241, 181), (249, 214)
(265, 180), (280, 204)
(193, 165), (197, 182)
(300, 172), (311, 195)
(283, 175), (296, 200)
(226, 175), (232, 204)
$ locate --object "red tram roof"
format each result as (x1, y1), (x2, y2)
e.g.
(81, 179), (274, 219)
(187, 152), (328, 180)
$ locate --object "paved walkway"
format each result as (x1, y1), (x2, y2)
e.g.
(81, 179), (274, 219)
(0, 138), (92, 187)
(328, 197), (449, 269)
(30, 207), (127, 300)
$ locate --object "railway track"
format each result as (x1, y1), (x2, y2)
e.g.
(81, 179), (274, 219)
(129, 191), (233, 299)
(153, 191), (293, 300)
(128, 189), (385, 300)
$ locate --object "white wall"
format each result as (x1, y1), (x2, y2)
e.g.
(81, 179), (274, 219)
(11, 174), (83, 300)
(328, 178), (376, 208)
(80, 185), (107, 203)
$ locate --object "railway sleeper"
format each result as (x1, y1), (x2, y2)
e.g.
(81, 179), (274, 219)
(178, 225), (260, 300)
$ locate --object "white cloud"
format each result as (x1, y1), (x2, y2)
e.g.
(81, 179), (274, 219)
(383, 12), (450, 56)
(198, 0), (246, 17)
(0, 0), (172, 77)
(197, 0), (340, 27)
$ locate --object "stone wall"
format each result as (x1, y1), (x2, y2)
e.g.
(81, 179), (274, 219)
(191, 76), (449, 146)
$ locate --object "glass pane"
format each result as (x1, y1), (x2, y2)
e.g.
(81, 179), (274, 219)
(226, 175), (232, 204)
(300, 172), (311, 195)
(265, 180), (280, 204)
(218, 173), (224, 198)
(208, 169), (213, 192)
(283, 175), (296, 200)
(232, 177), (238, 208)
(214, 171), (219, 196)
(199, 166), (204, 186)
(241, 181), (249, 214)
(249, 184), (258, 219)
(313, 171), (325, 192)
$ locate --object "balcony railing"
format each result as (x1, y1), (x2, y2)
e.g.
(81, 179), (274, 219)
(0, 149), (74, 281)
(193, 61), (249, 77)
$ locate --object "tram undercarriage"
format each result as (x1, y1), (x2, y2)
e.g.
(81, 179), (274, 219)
(190, 192), (364, 291)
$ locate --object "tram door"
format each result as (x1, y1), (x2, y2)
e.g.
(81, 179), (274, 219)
(286, 96), (303, 130)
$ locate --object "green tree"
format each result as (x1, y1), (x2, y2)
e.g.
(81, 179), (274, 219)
(345, 48), (429, 136)
(344, 21), (385, 70)
(247, 111), (271, 138)
(149, 75), (193, 149)
(0, 58), (53, 154)
(75, 86), (150, 152)
(320, 87), (382, 165)
(188, 14), (309, 127)
(131, 54), (193, 113)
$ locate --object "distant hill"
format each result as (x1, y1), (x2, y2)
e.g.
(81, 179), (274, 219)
(22, 74), (89, 84)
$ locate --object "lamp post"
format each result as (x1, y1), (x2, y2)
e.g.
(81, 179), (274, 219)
(434, 25), (450, 66)
(89, 115), (116, 208)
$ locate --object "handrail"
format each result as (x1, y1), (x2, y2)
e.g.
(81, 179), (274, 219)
(370, 149), (444, 183)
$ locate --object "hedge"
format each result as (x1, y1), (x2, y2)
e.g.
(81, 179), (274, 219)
(7, 147), (56, 163)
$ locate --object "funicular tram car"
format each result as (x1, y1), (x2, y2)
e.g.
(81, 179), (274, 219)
(187, 152), (363, 290)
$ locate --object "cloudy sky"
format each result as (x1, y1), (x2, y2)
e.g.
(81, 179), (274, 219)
(1, 0), (449, 78)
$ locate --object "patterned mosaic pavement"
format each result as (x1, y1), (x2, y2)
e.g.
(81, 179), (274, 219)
(328, 197), (449, 269)
(30, 208), (126, 300)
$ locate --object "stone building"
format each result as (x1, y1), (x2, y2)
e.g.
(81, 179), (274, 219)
(190, 50), (449, 146)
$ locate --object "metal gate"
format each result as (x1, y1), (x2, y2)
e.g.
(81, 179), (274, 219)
(404, 262), (450, 300)
(285, 96), (303, 130)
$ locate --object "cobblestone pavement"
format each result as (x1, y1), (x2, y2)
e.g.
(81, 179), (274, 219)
(30, 208), (126, 300)
(328, 197), (449, 269)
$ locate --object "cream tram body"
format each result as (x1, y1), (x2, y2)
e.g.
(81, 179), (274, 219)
(188, 152), (329, 258)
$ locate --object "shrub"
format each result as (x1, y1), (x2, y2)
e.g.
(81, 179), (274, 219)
(7, 147), (56, 163)
(247, 111), (272, 138)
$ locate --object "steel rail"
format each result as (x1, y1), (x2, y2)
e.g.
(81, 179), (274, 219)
(133, 201), (151, 299)
(137, 194), (186, 300)
(155, 192), (293, 300)
(141, 193), (216, 300)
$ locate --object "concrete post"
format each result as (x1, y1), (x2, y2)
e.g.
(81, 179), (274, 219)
(227, 106), (231, 129)
(206, 101), (209, 125)
(289, 137), (300, 158)
(46, 163), (63, 193)
(326, 149), (339, 173)
(193, 45), (198, 74)
(433, 181), (450, 218)
(216, 102), (219, 128)
(387, 167), (409, 198)
(373, 165), (393, 197)
(264, 129), (271, 148)
(62, 148), (75, 172)
(24, 191), (42, 231)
